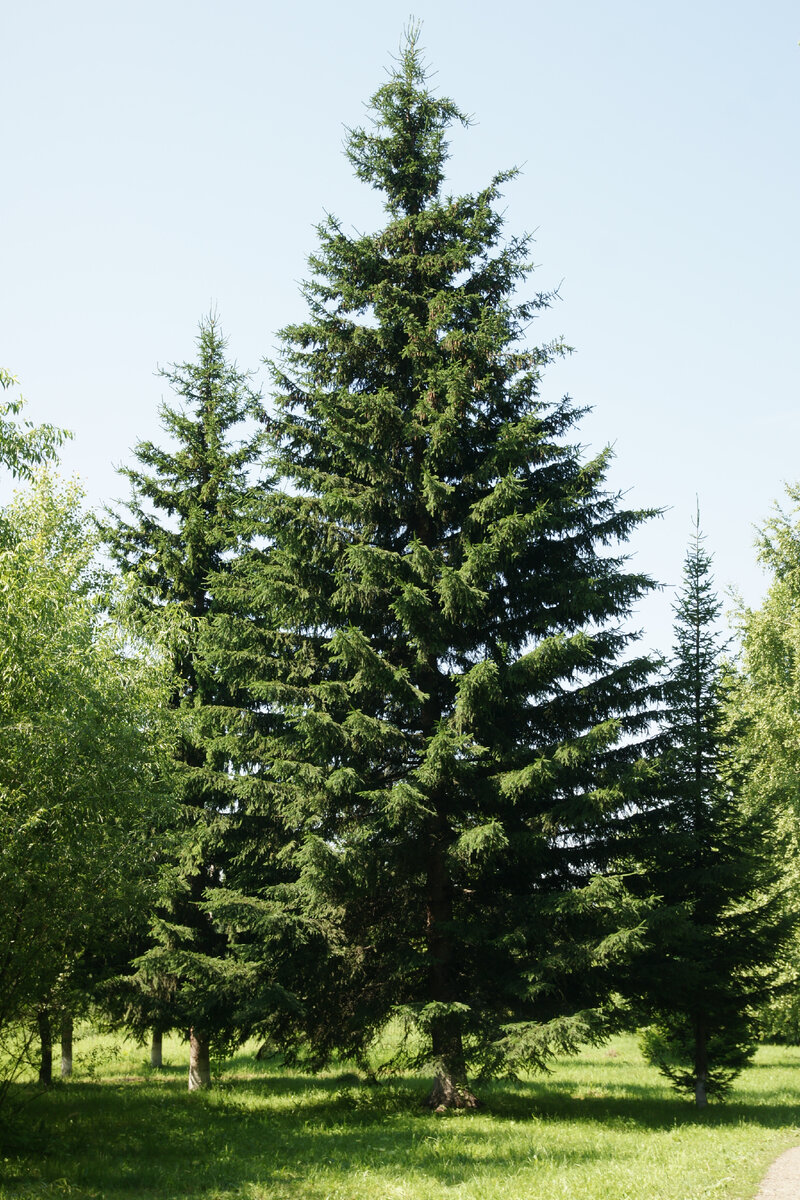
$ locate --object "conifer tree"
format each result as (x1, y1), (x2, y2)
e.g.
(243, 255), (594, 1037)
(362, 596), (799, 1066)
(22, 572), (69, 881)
(105, 315), (270, 1089)
(632, 513), (789, 1105)
(241, 31), (659, 1107)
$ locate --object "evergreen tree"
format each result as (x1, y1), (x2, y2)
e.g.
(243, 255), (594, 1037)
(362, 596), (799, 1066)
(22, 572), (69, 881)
(233, 32), (659, 1107)
(632, 513), (789, 1105)
(104, 315), (271, 1089)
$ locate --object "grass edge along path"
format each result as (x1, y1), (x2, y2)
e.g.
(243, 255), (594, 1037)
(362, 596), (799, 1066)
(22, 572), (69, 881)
(1, 1034), (799, 1200)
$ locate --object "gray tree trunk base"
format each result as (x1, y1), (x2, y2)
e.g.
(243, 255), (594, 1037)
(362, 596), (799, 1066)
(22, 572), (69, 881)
(60, 1013), (73, 1079)
(150, 1029), (163, 1069)
(425, 1070), (480, 1111)
(188, 1030), (211, 1091)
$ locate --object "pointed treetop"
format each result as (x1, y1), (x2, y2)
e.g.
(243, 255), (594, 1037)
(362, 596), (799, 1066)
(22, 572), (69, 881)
(345, 23), (471, 217)
(672, 503), (722, 634)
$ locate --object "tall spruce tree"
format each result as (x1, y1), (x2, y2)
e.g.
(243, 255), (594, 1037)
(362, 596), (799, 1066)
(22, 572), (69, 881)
(242, 32), (659, 1107)
(632, 513), (789, 1105)
(105, 315), (269, 1089)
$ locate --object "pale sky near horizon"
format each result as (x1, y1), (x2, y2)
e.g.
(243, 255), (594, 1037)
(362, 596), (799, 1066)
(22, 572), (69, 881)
(2, 1), (798, 656)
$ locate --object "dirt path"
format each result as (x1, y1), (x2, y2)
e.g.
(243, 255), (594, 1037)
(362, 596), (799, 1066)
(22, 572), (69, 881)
(754, 1146), (800, 1199)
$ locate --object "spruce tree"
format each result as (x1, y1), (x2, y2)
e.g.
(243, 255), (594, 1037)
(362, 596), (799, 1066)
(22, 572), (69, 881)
(243, 31), (658, 1106)
(105, 315), (269, 1089)
(632, 513), (789, 1105)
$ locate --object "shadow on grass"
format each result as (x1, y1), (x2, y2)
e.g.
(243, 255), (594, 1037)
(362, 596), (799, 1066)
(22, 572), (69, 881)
(479, 1078), (800, 1130)
(2, 1063), (799, 1199)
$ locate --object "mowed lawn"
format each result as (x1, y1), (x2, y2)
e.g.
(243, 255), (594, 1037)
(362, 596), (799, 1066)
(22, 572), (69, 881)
(2, 1033), (799, 1200)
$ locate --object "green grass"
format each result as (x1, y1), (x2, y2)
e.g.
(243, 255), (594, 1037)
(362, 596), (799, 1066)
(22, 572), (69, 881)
(2, 1032), (799, 1199)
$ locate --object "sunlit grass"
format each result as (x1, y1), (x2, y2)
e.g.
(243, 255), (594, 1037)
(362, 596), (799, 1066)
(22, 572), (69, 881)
(1, 1031), (798, 1199)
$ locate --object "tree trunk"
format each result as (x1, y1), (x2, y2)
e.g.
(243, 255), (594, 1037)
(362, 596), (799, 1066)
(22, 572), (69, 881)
(60, 1012), (73, 1079)
(694, 1021), (708, 1108)
(423, 823), (478, 1110)
(188, 1028), (211, 1091)
(37, 1009), (53, 1086)
(427, 1021), (479, 1110)
(150, 1028), (163, 1069)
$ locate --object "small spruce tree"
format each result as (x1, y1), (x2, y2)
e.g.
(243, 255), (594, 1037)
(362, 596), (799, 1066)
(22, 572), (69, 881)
(105, 315), (270, 1089)
(633, 512), (789, 1105)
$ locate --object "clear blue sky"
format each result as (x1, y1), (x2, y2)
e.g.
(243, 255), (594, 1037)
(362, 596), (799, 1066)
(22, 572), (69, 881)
(2, 0), (798, 654)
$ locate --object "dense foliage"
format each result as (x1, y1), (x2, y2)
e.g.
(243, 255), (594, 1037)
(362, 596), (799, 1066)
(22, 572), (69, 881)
(630, 518), (790, 1104)
(2, 34), (798, 1120)
(0, 472), (174, 1100)
(104, 317), (277, 1088)
(732, 486), (800, 1044)
(221, 32), (660, 1107)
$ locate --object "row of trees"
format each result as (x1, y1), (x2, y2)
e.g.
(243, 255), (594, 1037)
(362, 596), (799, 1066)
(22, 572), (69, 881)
(2, 33), (798, 1111)
(0, 374), (175, 1101)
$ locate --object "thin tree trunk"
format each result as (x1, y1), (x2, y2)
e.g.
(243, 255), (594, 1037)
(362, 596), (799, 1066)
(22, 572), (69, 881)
(424, 821), (478, 1110)
(37, 1009), (52, 1086)
(694, 1021), (708, 1108)
(188, 1028), (211, 1091)
(150, 1028), (163, 1069)
(60, 1012), (73, 1079)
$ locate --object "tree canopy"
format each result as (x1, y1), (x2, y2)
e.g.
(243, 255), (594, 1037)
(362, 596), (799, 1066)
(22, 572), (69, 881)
(0, 472), (175, 1092)
(629, 515), (790, 1104)
(0, 368), (69, 483)
(105, 315), (280, 1089)
(222, 30), (660, 1107)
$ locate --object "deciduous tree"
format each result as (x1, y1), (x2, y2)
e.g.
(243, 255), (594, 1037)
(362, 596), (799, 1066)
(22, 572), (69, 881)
(0, 472), (173, 1102)
(731, 485), (800, 1043)
(0, 368), (68, 481)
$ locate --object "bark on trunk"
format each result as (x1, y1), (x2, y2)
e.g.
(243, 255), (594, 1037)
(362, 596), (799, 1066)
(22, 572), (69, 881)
(423, 820), (479, 1110)
(60, 1012), (73, 1079)
(37, 1009), (53, 1086)
(150, 1028), (163, 1069)
(694, 1021), (708, 1108)
(188, 1029), (211, 1091)
(427, 1024), (479, 1110)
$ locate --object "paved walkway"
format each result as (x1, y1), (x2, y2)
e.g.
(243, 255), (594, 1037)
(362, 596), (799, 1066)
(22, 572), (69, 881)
(755, 1146), (800, 1199)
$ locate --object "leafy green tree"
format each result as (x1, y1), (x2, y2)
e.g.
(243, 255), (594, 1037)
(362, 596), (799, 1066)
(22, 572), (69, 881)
(631, 515), (789, 1105)
(235, 32), (659, 1107)
(732, 484), (800, 1043)
(0, 368), (69, 482)
(0, 472), (173, 1102)
(105, 315), (272, 1089)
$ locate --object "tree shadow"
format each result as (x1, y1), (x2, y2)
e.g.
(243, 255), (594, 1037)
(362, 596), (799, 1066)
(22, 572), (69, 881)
(2, 1061), (799, 1198)
(479, 1079), (800, 1131)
